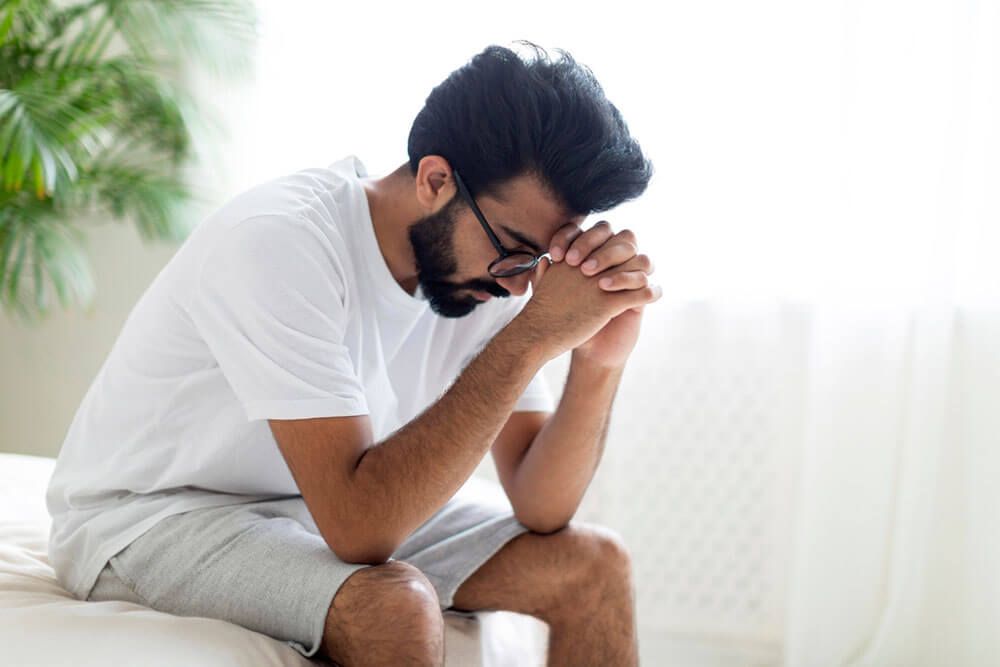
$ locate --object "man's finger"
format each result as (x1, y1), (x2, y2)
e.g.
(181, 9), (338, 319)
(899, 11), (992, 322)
(528, 254), (550, 290)
(597, 270), (648, 291)
(564, 221), (615, 266)
(592, 254), (655, 288)
(609, 284), (663, 317)
(580, 237), (642, 276)
(547, 222), (584, 262)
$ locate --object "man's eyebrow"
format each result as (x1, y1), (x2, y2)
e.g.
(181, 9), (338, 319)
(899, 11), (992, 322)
(499, 224), (545, 255)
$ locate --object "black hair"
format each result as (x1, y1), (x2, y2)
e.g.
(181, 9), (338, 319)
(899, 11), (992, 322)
(407, 40), (653, 216)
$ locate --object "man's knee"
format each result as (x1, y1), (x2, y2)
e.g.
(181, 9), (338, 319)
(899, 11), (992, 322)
(585, 523), (634, 575)
(540, 521), (635, 592)
(320, 560), (444, 667)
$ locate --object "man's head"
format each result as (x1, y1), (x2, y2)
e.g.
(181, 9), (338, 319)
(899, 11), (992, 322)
(404, 41), (654, 318)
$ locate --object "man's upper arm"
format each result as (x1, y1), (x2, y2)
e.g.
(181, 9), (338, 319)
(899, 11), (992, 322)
(186, 215), (369, 422)
(267, 414), (378, 562)
(490, 410), (551, 507)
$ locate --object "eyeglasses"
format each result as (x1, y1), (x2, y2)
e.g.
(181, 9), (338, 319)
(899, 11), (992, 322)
(453, 169), (550, 278)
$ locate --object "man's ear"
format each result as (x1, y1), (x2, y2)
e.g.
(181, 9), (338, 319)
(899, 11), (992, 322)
(414, 155), (457, 211)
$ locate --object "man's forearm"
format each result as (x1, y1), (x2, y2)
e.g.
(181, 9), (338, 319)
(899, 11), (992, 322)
(508, 351), (624, 533)
(347, 316), (546, 561)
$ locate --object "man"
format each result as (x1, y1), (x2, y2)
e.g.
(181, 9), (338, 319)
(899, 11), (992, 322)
(47, 41), (659, 666)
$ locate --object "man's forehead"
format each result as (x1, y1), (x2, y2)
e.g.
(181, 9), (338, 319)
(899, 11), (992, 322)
(486, 174), (583, 247)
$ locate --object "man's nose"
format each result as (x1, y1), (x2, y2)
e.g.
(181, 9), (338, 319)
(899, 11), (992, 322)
(495, 272), (531, 297)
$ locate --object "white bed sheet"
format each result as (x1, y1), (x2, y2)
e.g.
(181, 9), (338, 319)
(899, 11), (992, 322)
(0, 452), (546, 667)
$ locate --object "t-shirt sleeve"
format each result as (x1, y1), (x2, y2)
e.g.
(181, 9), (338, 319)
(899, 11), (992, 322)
(186, 215), (369, 422)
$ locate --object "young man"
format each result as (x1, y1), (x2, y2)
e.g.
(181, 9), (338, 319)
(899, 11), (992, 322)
(47, 42), (658, 665)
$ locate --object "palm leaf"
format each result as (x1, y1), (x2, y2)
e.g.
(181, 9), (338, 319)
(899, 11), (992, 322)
(0, 0), (256, 321)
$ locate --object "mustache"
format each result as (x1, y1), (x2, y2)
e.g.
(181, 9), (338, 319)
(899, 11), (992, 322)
(421, 277), (511, 299)
(467, 282), (510, 298)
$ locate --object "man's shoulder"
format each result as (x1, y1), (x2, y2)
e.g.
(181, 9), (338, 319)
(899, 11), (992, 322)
(194, 164), (362, 270)
(199, 156), (359, 230)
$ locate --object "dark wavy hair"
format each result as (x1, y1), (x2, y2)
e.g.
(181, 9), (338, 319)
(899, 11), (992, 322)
(407, 41), (653, 217)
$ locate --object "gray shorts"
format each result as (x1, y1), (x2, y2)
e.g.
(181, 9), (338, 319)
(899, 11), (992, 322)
(85, 481), (532, 660)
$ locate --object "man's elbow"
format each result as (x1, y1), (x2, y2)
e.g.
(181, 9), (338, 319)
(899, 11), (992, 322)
(515, 509), (572, 535)
(333, 547), (394, 565)
(323, 520), (401, 565)
(328, 536), (397, 565)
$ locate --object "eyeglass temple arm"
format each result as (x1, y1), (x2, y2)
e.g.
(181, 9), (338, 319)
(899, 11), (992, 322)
(453, 170), (510, 257)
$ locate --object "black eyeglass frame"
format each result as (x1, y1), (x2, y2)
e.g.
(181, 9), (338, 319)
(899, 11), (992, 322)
(452, 169), (550, 278)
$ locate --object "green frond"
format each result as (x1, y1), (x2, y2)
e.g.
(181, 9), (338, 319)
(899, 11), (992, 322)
(101, 0), (258, 81)
(0, 0), (54, 49)
(0, 86), (86, 195)
(0, 0), (256, 321)
(82, 161), (193, 241)
(0, 212), (95, 321)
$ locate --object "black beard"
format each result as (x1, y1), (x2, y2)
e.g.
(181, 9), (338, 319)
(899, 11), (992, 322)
(407, 195), (510, 318)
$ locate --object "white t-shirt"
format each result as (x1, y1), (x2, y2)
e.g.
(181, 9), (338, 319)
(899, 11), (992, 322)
(46, 155), (555, 601)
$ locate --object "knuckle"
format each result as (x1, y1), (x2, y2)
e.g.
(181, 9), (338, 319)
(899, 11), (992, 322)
(560, 221), (580, 233)
(621, 241), (639, 255)
(559, 227), (581, 242)
(589, 223), (612, 238)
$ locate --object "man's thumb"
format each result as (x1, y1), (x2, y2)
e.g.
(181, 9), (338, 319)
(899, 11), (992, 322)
(529, 256), (551, 290)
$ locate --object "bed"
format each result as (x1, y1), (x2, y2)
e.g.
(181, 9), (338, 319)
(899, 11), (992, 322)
(0, 452), (548, 666)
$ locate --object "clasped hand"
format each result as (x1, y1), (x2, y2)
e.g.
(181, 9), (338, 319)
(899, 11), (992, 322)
(541, 220), (660, 368)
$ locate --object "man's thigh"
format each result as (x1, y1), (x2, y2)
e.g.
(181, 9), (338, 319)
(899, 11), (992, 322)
(386, 478), (536, 610)
(87, 497), (374, 660)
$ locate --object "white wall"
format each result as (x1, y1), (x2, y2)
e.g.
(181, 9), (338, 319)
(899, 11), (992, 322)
(0, 220), (181, 459)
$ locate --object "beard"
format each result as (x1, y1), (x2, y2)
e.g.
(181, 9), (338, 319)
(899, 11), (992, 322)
(407, 195), (510, 318)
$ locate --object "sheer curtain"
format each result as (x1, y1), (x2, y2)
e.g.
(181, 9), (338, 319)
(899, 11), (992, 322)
(778, 0), (1000, 661)
(192, 1), (999, 664)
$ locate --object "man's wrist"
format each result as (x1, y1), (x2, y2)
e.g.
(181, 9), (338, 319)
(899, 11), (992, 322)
(495, 314), (551, 370)
(570, 347), (628, 373)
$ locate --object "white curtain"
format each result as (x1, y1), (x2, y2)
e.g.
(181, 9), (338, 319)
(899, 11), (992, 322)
(779, 1), (1000, 663)
(193, 1), (999, 664)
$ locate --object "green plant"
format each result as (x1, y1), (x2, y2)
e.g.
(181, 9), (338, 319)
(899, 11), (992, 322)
(0, 0), (257, 322)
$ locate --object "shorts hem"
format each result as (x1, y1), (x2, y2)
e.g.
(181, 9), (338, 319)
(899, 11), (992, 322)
(292, 561), (374, 659)
(435, 519), (533, 610)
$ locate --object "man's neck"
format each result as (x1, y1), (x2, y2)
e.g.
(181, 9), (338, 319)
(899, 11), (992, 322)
(361, 162), (421, 294)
